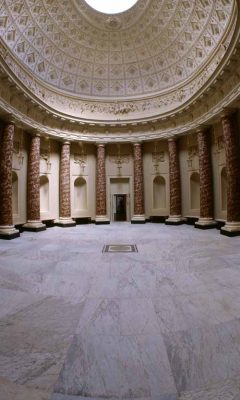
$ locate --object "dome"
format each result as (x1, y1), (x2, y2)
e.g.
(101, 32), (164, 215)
(0, 0), (239, 140)
(0, 0), (236, 99)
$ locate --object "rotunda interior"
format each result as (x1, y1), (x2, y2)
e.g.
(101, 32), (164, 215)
(0, 0), (240, 399)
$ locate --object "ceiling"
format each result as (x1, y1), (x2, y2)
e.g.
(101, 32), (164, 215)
(0, 0), (236, 100)
(0, 0), (239, 142)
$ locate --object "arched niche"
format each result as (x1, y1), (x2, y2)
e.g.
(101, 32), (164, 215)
(12, 171), (18, 215)
(40, 175), (49, 212)
(190, 172), (200, 210)
(153, 176), (166, 209)
(221, 167), (227, 211)
(74, 177), (87, 210)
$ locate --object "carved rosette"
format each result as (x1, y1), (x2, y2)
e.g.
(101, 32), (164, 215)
(0, 123), (14, 226)
(96, 144), (107, 218)
(132, 143), (145, 220)
(168, 139), (182, 218)
(221, 114), (240, 235)
(196, 129), (215, 226)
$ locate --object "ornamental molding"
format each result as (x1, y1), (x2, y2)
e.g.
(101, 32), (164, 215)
(1, 62), (240, 143)
(0, 28), (236, 122)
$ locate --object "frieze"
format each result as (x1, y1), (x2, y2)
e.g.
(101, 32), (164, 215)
(0, 51), (240, 142)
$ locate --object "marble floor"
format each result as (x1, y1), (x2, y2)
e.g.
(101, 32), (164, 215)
(0, 223), (240, 400)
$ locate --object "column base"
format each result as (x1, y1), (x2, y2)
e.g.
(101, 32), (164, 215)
(95, 215), (110, 225)
(195, 218), (217, 230)
(23, 221), (46, 232)
(0, 225), (20, 240)
(221, 222), (240, 237)
(165, 215), (184, 225)
(55, 217), (76, 228)
(131, 215), (146, 224)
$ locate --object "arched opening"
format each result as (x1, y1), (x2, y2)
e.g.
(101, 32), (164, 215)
(153, 176), (166, 209)
(40, 175), (49, 212)
(221, 167), (227, 211)
(74, 177), (87, 210)
(12, 171), (18, 215)
(190, 172), (200, 210)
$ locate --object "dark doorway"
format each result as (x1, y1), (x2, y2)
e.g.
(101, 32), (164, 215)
(114, 194), (127, 221)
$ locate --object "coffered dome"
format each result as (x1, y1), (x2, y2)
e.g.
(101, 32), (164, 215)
(0, 0), (236, 99)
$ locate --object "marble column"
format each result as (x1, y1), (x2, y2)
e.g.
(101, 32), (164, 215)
(24, 133), (46, 231)
(221, 113), (240, 236)
(195, 129), (216, 229)
(0, 122), (20, 239)
(57, 141), (75, 227)
(166, 138), (184, 225)
(131, 142), (145, 223)
(95, 144), (109, 224)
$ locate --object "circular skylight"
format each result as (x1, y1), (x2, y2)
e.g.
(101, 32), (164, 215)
(84, 0), (139, 14)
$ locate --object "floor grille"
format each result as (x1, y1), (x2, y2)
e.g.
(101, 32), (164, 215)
(102, 244), (138, 253)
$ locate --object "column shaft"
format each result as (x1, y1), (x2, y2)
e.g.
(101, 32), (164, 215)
(195, 130), (216, 229)
(58, 142), (75, 227)
(132, 143), (145, 223)
(24, 134), (46, 231)
(221, 114), (240, 236)
(0, 123), (19, 239)
(96, 144), (109, 224)
(166, 139), (183, 225)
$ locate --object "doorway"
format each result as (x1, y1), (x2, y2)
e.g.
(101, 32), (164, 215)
(110, 177), (131, 221)
(114, 194), (127, 221)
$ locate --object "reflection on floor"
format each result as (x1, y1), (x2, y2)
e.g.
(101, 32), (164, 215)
(0, 223), (240, 400)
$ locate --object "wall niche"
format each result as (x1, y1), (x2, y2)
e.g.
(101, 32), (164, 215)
(190, 172), (200, 210)
(74, 177), (87, 210)
(221, 167), (227, 211)
(40, 175), (49, 212)
(12, 171), (18, 215)
(153, 176), (166, 209)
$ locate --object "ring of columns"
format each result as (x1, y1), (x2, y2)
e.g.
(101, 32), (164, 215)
(0, 0), (240, 238)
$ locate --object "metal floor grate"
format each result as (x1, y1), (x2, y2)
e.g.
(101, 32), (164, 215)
(102, 244), (138, 253)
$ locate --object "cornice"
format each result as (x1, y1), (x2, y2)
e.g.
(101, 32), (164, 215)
(0, 50), (240, 143)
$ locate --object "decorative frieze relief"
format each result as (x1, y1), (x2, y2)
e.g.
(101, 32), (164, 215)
(152, 142), (165, 175)
(13, 133), (24, 169)
(40, 139), (51, 172)
(109, 144), (130, 175)
(187, 135), (199, 170)
(74, 143), (87, 173)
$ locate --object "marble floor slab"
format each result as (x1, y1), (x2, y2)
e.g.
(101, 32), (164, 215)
(0, 223), (240, 400)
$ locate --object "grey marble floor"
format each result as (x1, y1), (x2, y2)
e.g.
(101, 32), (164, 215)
(0, 223), (240, 400)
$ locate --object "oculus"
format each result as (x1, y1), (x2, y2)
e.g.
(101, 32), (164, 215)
(84, 0), (139, 14)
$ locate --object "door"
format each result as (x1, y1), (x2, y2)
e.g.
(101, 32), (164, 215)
(114, 194), (127, 221)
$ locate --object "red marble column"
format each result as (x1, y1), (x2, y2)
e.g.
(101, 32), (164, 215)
(221, 113), (240, 236)
(132, 143), (145, 223)
(166, 138), (183, 225)
(58, 141), (75, 227)
(96, 144), (109, 224)
(0, 122), (20, 239)
(24, 133), (46, 231)
(195, 129), (216, 229)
